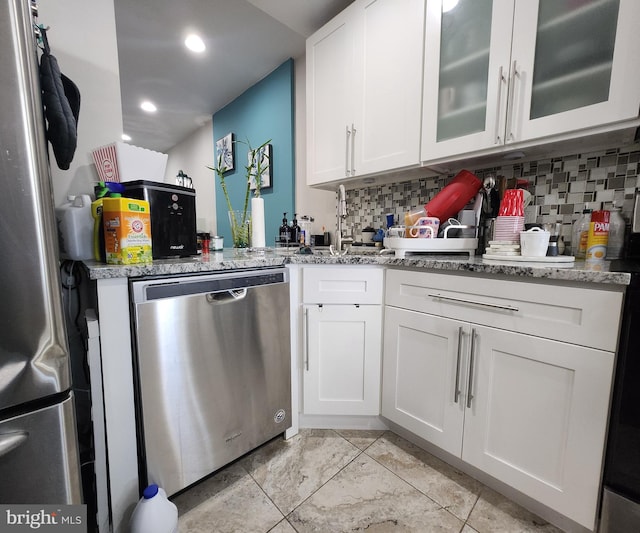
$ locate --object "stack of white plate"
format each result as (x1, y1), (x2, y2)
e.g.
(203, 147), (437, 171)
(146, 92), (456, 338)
(485, 240), (520, 256)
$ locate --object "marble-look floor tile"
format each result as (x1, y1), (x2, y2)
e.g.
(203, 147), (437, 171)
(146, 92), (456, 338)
(366, 432), (482, 521)
(268, 519), (298, 533)
(174, 463), (283, 533)
(334, 429), (385, 450)
(289, 453), (464, 532)
(462, 525), (480, 533)
(240, 428), (361, 515)
(467, 487), (563, 533)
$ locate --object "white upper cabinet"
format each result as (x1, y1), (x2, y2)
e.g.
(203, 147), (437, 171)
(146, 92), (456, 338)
(306, 0), (425, 186)
(421, 0), (640, 164)
(306, 3), (360, 185)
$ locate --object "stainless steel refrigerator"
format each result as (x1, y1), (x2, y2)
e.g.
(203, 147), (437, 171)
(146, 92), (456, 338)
(0, 0), (82, 503)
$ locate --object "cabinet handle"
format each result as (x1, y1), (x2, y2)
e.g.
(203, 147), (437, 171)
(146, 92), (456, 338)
(454, 327), (463, 403)
(466, 328), (476, 409)
(427, 293), (519, 312)
(304, 307), (310, 371)
(350, 123), (356, 176)
(494, 66), (506, 144)
(506, 60), (520, 142)
(345, 126), (351, 176)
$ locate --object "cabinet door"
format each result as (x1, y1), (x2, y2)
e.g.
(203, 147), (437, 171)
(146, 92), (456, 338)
(509, 0), (640, 143)
(303, 304), (382, 415)
(381, 307), (466, 457)
(421, 0), (514, 161)
(462, 325), (614, 530)
(306, 5), (360, 186)
(355, 0), (425, 176)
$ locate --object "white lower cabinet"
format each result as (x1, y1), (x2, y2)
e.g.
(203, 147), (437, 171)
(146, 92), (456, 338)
(304, 304), (382, 415)
(382, 269), (622, 530)
(301, 266), (383, 416)
(382, 308), (465, 456)
(462, 324), (613, 529)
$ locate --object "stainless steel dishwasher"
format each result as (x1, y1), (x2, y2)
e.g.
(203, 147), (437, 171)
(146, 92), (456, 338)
(130, 267), (291, 496)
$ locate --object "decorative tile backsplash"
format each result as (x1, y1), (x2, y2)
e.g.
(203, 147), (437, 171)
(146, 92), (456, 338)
(344, 142), (640, 250)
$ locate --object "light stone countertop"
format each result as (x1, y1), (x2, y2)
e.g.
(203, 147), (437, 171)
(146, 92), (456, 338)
(83, 248), (631, 285)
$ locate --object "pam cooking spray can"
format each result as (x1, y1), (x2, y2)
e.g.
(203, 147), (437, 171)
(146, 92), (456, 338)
(585, 209), (610, 260)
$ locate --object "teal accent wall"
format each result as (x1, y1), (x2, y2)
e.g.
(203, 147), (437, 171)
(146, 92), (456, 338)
(213, 59), (295, 247)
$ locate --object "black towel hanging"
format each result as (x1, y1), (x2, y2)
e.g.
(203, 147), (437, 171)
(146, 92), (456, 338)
(39, 26), (80, 170)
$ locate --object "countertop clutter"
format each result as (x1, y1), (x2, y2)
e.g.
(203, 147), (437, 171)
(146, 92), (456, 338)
(82, 248), (631, 285)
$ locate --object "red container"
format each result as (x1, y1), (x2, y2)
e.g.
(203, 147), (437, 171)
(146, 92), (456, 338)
(425, 170), (482, 222)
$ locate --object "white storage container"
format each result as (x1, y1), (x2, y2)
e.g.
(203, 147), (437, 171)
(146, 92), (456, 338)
(129, 484), (178, 533)
(55, 195), (93, 261)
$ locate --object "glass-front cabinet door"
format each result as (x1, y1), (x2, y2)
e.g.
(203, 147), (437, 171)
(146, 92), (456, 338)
(511, 0), (640, 143)
(422, 0), (514, 162)
(422, 0), (640, 165)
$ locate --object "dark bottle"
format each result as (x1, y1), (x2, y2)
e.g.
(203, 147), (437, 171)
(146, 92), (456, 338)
(279, 212), (291, 243)
(290, 213), (301, 244)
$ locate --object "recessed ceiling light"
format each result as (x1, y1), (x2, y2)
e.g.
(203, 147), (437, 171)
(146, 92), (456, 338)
(185, 34), (205, 53)
(140, 100), (157, 113)
(442, 0), (459, 13)
(121, 133), (132, 142)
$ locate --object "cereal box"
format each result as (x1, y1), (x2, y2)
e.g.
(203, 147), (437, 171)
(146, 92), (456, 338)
(103, 197), (153, 264)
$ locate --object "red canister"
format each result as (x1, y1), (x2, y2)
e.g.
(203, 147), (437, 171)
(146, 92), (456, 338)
(425, 170), (482, 222)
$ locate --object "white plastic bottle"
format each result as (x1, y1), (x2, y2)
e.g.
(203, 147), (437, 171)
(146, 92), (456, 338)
(129, 484), (178, 533)
(607, 204), (625, 259)
(572, 207), (592, 259)
(55, 194), (94, 260)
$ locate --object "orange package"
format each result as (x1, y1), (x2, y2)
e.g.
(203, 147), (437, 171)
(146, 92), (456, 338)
(102, 197), (153, 264)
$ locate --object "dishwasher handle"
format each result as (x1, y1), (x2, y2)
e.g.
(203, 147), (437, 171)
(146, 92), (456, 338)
(206, 288), (247, 304)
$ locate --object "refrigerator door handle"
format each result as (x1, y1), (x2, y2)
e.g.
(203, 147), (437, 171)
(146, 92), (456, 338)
(0, 431), (28, 457)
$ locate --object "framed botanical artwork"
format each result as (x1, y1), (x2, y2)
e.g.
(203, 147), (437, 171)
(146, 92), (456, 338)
(248, 143), (272, 191)
(215, 132), (235, 172)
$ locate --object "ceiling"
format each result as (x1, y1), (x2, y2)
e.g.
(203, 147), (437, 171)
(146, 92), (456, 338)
(114, 0), (354, 153)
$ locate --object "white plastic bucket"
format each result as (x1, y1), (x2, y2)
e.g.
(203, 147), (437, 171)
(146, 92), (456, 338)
(129, 484), (178, 533)
(55, 194), (94, 260)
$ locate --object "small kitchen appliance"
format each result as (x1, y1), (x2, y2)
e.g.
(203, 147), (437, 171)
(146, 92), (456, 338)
(123, 180), (197, 258)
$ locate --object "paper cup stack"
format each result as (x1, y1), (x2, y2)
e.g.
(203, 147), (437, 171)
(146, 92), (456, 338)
(493, 215), (525, 243)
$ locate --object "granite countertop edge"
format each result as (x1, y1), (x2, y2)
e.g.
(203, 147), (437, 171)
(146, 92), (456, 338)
(83, 251), (632, 286)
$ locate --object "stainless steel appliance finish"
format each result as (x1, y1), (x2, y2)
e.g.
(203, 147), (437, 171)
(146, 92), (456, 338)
(600, 266), (640, 532)
(0, 0), (81, 504)
(0, 398), (80, 503)
(131, 268), (291, 496)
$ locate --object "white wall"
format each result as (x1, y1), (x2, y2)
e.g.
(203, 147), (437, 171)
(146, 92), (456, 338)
(165, 120), (217, 233)
(294, 55), (337, 239)
(39, 0), (123, 206)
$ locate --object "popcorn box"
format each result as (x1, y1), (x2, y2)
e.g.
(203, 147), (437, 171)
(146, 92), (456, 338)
(91, 142), (168, 183)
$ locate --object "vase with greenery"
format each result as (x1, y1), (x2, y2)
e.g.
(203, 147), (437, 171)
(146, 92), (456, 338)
(208, 138), (271, 248)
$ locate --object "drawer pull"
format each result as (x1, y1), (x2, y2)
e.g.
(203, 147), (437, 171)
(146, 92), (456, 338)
(454, 327), (463, 404)
(428, 293), (519, 312)
(304, 307), (310, 371)
(466, 328), (477, 409)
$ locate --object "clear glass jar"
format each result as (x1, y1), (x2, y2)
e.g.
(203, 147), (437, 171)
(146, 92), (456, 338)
(572, 208), (592, 259)
(607, 206), (625, 259)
